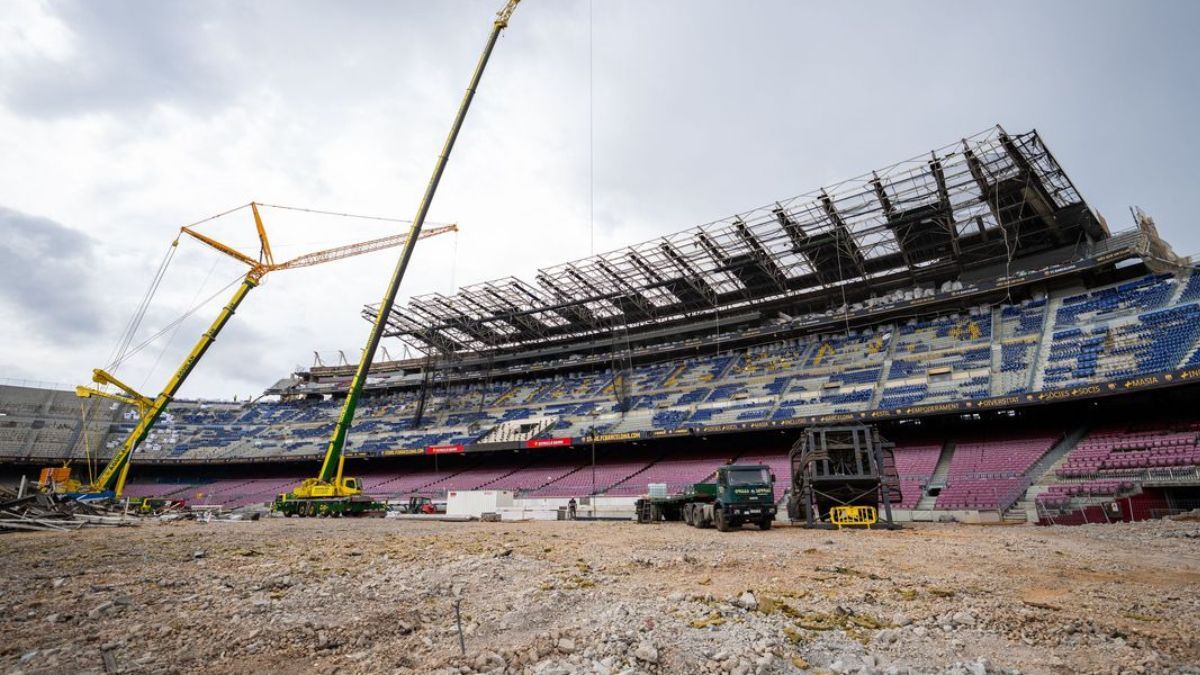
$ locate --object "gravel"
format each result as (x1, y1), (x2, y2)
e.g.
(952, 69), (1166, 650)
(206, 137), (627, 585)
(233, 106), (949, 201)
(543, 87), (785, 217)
(0, 518), (1197, 674)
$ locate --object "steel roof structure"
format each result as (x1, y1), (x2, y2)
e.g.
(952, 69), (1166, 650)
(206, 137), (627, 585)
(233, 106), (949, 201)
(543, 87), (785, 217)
(367, 126), (1105, 355)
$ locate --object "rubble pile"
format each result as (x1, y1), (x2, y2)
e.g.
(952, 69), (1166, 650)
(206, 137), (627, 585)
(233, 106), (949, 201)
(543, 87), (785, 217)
(0, 488), (143, 533)
(1, 518), (1197, 674)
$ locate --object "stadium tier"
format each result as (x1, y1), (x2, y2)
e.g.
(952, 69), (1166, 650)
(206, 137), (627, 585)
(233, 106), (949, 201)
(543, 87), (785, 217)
(3, 126), (1198, 524)
(20, 267), (1190, 464)
(4, 266), (1200, 523)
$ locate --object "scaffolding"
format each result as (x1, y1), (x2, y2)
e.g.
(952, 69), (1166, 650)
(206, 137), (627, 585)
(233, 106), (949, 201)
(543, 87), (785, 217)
(369, 126), (1104, 356)
(787, 424), (901, 529)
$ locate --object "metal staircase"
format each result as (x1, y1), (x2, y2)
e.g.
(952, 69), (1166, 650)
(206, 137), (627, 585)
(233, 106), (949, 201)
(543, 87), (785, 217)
(869, 334), (899, 408)
(911, 440), (955, 518)
(1007, 424), (1091, 523)
(988, 306), (1006, 396)
(1030, 295), (1060, 392)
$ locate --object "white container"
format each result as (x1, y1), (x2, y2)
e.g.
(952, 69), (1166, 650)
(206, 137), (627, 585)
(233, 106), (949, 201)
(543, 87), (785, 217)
(446, 490), (515, 518)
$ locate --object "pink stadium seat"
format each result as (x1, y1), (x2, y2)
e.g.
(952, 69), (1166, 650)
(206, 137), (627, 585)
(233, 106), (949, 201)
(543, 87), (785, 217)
(935, 434), (1056, 510)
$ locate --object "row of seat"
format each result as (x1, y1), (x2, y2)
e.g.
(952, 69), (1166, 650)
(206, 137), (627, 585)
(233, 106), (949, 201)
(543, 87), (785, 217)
(38, 270), (1200, 464)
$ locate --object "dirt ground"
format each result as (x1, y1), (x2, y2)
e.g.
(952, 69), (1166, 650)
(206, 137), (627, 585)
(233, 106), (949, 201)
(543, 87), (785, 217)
(1, 517), (1198, 675)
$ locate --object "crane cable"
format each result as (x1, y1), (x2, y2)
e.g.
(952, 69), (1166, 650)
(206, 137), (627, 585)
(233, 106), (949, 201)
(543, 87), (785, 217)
(106, 272), (246, 371)
(74, 236), (179, 474)
(100, 202), (437, 383)
(139, 252), (221, 391)
(255, 202), (418, 225)
(104, 238), (181, 379)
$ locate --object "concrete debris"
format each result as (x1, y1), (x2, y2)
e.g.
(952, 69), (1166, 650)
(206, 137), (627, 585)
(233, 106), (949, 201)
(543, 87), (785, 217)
(0, 518), (1197, 673)
(735, 591), (758, 610)
(634, 643), (659, 663)
(0, 490), (141, 533)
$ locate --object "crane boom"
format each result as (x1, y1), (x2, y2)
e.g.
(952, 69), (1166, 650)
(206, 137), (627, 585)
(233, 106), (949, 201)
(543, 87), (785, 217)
(91, 276), (258, 495)
(274, 224), (458, 271)
(312, 0), (520, 487)
(70, 206), (455, 498)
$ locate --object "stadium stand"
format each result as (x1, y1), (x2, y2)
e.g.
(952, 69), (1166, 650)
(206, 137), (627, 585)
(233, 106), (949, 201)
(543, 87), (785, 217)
(6, 268), (1199, 523)
(891, 442), (943, 509)
(1035, 421), (1200, 517)
(934, 433), (1057, 510)
(4, 128), (1198, 525)
(29, 268), (1190, 469)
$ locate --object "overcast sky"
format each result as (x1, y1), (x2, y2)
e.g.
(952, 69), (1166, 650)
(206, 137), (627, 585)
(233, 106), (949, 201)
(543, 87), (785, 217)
(1, 0), (1198, 400)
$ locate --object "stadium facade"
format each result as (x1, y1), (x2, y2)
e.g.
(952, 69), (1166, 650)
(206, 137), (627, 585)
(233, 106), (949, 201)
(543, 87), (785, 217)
(3, 126), (1199, 526)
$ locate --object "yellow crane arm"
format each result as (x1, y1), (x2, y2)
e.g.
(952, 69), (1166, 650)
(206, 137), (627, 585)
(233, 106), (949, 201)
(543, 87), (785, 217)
(274, 224), (458, 271)
(178, 226), (261, 270)
(76, 368), (154, 413)
(494, 0), (520, 27)
(75, 386), (149, 414)
(177, 204), (457, 279)
(74, 204), (457, 497)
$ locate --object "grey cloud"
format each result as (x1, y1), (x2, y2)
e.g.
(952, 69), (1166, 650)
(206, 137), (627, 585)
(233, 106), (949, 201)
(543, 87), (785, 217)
(109, 294), (284, 400)
(0, 0), (493, 120)
(0, 206), (104, 342)
(0, 1), (240, 117)
(2, 0), (1200, 398)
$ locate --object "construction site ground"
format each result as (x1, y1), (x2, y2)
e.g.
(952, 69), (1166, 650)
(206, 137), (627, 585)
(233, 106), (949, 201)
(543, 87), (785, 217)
(2, 517), (1198, 675)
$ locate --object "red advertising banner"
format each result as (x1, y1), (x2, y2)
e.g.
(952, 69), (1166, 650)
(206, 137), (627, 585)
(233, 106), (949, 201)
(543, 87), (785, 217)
(425, 444), (465, 455)
(525, 437), (572, 449)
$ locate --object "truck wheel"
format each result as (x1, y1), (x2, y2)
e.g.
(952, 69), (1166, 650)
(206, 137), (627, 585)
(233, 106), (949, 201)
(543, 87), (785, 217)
(683, 505), (693, 526)
(715, 509), (732, 532)
(759, 516), (772, 530)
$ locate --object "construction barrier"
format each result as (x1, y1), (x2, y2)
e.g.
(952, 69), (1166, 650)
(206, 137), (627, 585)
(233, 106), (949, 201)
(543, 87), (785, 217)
(830, 505), (877, 529)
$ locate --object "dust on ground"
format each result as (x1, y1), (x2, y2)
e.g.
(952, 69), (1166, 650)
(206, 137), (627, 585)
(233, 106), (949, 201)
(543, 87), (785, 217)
(2, 518), (1198, 675)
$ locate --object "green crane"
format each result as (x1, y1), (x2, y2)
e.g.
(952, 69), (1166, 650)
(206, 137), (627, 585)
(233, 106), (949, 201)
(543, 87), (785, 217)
(275, 0), (522, 517)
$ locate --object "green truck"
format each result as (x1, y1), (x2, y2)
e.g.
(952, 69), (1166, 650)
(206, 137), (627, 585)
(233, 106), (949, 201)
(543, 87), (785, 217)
(635, 464), (777, 531)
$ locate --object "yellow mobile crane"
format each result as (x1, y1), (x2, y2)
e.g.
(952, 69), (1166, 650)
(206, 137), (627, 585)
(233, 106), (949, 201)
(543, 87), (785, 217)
(274, 0), (521, 517)
(46, 203), (456, 500)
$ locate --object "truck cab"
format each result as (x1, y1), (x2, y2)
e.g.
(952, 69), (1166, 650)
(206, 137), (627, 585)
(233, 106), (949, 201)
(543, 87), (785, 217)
(711, 464), (777, 530)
